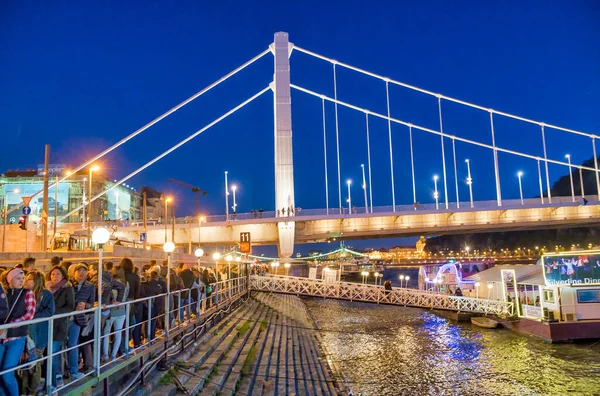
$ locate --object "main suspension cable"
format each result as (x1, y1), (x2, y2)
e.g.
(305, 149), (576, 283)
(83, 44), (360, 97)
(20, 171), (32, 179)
(59, 86), (270, 223)
(6, 48), (271, 217)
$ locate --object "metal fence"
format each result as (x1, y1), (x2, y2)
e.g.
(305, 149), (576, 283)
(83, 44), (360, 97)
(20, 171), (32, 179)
(250, 274), (514, 316)
(0, 276), (248, 396)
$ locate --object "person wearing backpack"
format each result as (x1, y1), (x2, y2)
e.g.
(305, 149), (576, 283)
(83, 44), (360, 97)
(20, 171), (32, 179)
(102, 266), (129, 361)
(0, 268), (36, 396)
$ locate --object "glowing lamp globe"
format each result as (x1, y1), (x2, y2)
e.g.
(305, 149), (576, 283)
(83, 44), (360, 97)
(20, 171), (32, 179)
(475, 282), (481, 288)
(194, 248), (204, 258)
(225, 255), (233, 262)
(163, 242), (175, 253)
(92, 227), (110, 245)
(212, 252), (221, 261)
(405, 276), (410, 281)
(487, 283), (494, 289)
(284, 263), (291, 269)
(235, 257), (241, 262)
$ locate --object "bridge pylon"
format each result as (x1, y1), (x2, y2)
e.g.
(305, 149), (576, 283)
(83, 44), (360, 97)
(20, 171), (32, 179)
(272, 32), (295, 258)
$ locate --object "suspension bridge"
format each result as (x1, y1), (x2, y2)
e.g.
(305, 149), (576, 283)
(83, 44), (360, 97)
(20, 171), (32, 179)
(4, 32), (599, 257)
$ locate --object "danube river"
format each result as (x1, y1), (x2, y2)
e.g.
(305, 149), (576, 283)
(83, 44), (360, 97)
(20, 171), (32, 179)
(305, 271), (600, 395)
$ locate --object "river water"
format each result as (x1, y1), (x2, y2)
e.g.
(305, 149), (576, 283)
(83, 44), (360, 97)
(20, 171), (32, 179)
(304, 270), (600, 395)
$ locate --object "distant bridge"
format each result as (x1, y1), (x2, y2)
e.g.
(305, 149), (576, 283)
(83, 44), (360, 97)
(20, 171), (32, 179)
(249, 275), (514, 316)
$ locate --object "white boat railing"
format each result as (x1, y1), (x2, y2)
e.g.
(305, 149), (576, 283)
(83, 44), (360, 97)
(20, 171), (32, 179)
(250, 275), (514, 316)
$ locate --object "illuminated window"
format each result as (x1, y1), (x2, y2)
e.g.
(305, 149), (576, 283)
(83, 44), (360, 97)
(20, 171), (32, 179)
(543, 289), (554, 303)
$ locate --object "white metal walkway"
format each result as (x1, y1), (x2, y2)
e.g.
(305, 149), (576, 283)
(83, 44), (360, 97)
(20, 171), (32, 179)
(250, 275), (514, 316)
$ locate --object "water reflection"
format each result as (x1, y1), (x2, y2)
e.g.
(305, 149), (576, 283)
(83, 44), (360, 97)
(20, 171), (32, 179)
(305, 298), (600, 395)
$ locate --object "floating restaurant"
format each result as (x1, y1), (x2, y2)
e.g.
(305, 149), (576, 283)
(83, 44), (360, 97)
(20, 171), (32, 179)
(466, 250), (600, 342)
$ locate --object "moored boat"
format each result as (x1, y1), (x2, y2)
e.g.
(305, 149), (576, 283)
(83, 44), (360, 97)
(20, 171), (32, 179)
(471, 316), (499, 329)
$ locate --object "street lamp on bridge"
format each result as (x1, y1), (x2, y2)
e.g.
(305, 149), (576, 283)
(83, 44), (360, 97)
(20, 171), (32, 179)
(361, 271), (368, 284)
(433, 175), (439, 210)
(346, 179), (352, 214)
(517, 171), (524, 205)
(465, 159), (474, 208)
(284, 262), (291, 277)
(399, 274), (405, 288)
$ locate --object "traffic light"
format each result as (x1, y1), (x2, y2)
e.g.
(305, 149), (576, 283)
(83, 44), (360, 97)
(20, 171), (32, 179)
(18, 216), (27, 230)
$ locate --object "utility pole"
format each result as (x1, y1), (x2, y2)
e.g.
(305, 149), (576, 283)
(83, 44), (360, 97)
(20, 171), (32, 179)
(41, 144), (50, 251)
(52, 175), (58, 250)
(142, 191), (147, 250)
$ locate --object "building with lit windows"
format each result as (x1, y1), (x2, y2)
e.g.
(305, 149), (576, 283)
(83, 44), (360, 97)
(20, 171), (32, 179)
(0, 166), (142, 225)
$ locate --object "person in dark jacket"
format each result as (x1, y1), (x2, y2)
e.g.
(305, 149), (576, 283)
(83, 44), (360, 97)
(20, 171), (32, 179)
(67, 263), (95, 380)
(178, 263), (196, 320)
(141, 271), (163, 341)
(121, 258), (143, 347)
(22, 270), (55, 394)
(1, 268), (36, 396)
(45, 265), (75, 388)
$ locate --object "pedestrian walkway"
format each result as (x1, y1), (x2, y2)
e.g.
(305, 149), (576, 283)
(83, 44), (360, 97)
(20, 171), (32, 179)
(145, 292), (342, 395)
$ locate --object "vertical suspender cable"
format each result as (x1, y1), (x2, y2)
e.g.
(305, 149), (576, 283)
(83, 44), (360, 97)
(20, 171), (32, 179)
(333, 63), (342, 214)
(365, 112), (374, 213)
(321, 97), (329, 215)
(385, 80), (396, 211)
(541, 124), (552, 203)
(592, 137), (600, 198)
(437, 96), (449, 209)
(489, 111), (502, 206)
(537, 159), (544, 204)
(579, 167), (585, 198)
(452, 137), (459, 209)
(409, 125), (416, 209)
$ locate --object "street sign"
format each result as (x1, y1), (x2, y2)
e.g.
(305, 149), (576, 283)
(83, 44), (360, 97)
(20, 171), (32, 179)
(22, 206), (32, 215)
(22, 196), (32, 206)
(140, 233), (147, 242)
(240, 232), (251, 253)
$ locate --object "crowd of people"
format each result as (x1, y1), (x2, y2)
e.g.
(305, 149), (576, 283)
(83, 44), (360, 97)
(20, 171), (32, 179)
(0, 256), (234, 396)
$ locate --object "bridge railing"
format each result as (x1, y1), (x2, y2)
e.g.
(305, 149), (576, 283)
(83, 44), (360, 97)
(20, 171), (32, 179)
(250, 275), (514, 316)
(0, 276), (248, 396)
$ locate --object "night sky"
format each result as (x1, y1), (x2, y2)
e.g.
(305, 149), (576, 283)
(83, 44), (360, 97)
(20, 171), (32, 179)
(1, 2), (599, 253)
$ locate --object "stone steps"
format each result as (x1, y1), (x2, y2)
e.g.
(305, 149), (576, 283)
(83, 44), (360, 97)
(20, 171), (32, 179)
(146, 292), (343, 396)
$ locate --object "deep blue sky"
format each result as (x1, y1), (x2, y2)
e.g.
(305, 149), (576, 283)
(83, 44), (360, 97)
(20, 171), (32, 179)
(1, 1), (599, 252)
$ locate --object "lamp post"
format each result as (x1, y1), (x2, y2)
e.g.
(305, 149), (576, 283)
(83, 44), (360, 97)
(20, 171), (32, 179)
(284, 262), (291, 277)
(433, 175), (439, 210)
(92, 227), (110, 376)
(465, 246), (470, 258)
(487, 283), (493, 299)
(87, 165), (99, 249)
(224, 171), (229, 221)
(399, 274), (405, 288)
(405, 276), (410, 288)
(271, 261), (280, 275)
(231, 185), (237, 218)
(2, 188), (20, 252)
(164, 196), (172, 243)
(163, 241), (175, 335)
(565, 154), (575, 202)
(475, 281), (480, 299)
(194, 247), (204, 273)
(361, 164), (368, 213)
(465, 159), (474, 208)
(361, 271), (368, 284)
(374, 272), (380, 285)
(346, 179), (352, 214)
(225, 254), (233, 280)
(517, 171), (524, 205)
